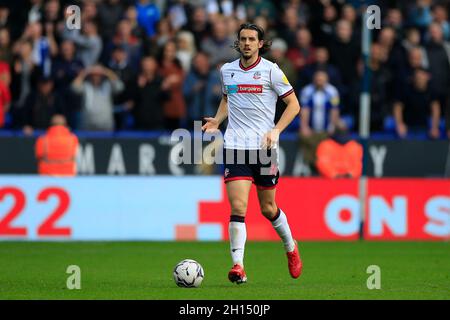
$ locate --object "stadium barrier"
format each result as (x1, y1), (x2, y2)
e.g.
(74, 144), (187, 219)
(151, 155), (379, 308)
(0, 176), (448, 241)
(0, 135), (449, 177)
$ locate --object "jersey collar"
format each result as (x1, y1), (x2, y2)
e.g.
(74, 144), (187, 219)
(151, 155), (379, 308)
(239, 56), (261, 71)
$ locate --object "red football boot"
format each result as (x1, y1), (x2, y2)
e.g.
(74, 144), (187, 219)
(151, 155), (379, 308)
(286, 241), (302, 279)
(228, 264), (247, 284)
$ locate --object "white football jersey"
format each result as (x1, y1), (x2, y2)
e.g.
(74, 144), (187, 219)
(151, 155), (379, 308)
(221, 56), (294, 150)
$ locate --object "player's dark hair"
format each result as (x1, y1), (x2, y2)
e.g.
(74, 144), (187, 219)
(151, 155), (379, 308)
(233, 23), (272, 55)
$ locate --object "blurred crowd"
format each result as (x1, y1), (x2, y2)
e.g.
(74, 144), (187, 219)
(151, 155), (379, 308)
(0, 0), (449, 139)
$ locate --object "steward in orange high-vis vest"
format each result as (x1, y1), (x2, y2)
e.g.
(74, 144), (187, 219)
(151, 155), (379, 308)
(35, 115), (79, 176)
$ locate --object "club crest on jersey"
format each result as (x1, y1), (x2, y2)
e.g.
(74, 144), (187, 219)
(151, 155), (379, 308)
(231, 72), (234, 78)
(224, 168), (230, 177)
(253, 71), (261, 79)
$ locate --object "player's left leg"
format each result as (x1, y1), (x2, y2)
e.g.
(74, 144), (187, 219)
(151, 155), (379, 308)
(256, 187), (303, 279)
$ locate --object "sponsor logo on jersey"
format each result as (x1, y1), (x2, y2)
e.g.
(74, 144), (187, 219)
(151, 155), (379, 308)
(282, 73), (290, 85)
(225, 84), (263, 94)
(253, 71), (261, 79)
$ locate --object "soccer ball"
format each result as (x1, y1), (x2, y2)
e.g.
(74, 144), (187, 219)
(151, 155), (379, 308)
(173, 259), (204, 288)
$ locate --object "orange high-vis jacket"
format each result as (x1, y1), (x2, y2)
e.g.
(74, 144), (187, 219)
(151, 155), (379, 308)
(35, 125), (79, 176)
(316, 138), (363, 179)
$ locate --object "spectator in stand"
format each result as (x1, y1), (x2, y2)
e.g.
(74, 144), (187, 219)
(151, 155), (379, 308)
(23, 76), (63, 135)
(281, 0), (309, 28)
(267, 38), (297, 90)
(106, 19), (142, 71)
(166, 0), (190, 31)
(400, 28), (429, 69)
(0, 5), (11, 32)
(341, 4), (358, 26)
(384, 8), (404, 39)
(309, 2), (338, 47)
(425, 22), (450, 117)
(299, 70), (344, 169)
(64, 20), (102, 68)
(393, 68), (441, 139)
(341, 4), (360, 42)
(299, 46), (342, 92)
(0, 27), (12, 63)
(51, 40), (84, 90)
(176, 30), (197, 72)
(224, 16), (240, 41)
(201, 17), (238, 67)
(71, 64), (124, 131)
(184, 6), (211, 50)
(395, 46), (428, 100)
(278, 6), (301, 48)
(205, 0), (238, 20)
(80, 0), (98, 25)
(286, 28), (316, 73)
(316, 128), (363, 179)
(431, 4), (449, 41)
(10, 40), (40, 129)
(27, 0), (44, 24)
(158, 40), (186, 130)
(300, 70), (343, 136)
(42, 0), (61, 32)
(98, 0), (124, 43)
(328, 19), (360, 115)
(183, 51), (221, 129)
(152, 17), (176, 50)
(124, 5), (146, 41)
(132, 56), (167, 130)
(244, 0), (277, 24)
(0, 60), (10, 87)
(108, 45), (136, 130)
(408, 0), (433, 37)
(35, 114), (79, 176)
(0, 61), (11, 128)
(51, 40), (84, 129)
(136, 0), (161, 39)
(377, 26), (403, 80)
(366, 43), (392, 132)
(253, 16), (277, 42)
(22, 21), (58, 77)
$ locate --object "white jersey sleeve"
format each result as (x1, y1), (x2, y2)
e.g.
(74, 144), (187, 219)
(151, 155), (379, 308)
(270, 64), (294, 99)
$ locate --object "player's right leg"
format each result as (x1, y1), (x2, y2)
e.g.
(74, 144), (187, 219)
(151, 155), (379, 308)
(225, 179), (252, 284)
(223, 148), (253, 284)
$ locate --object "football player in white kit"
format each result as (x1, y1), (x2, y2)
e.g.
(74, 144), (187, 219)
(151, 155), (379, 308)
(202, 23), (302, 284)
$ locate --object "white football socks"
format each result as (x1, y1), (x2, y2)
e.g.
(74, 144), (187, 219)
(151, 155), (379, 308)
(229, 219), (247, 267)
(271, 209), (296, 253)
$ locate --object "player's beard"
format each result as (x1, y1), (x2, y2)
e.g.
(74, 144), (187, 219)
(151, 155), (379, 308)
(241, 49), (256, 61)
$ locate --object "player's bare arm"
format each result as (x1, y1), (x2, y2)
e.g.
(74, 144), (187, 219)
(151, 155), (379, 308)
(263, 93), (301, 149)
(202, 95), (228, 133)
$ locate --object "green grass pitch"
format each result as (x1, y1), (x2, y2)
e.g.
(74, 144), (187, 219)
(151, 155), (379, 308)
(0, 241), (448, 300)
